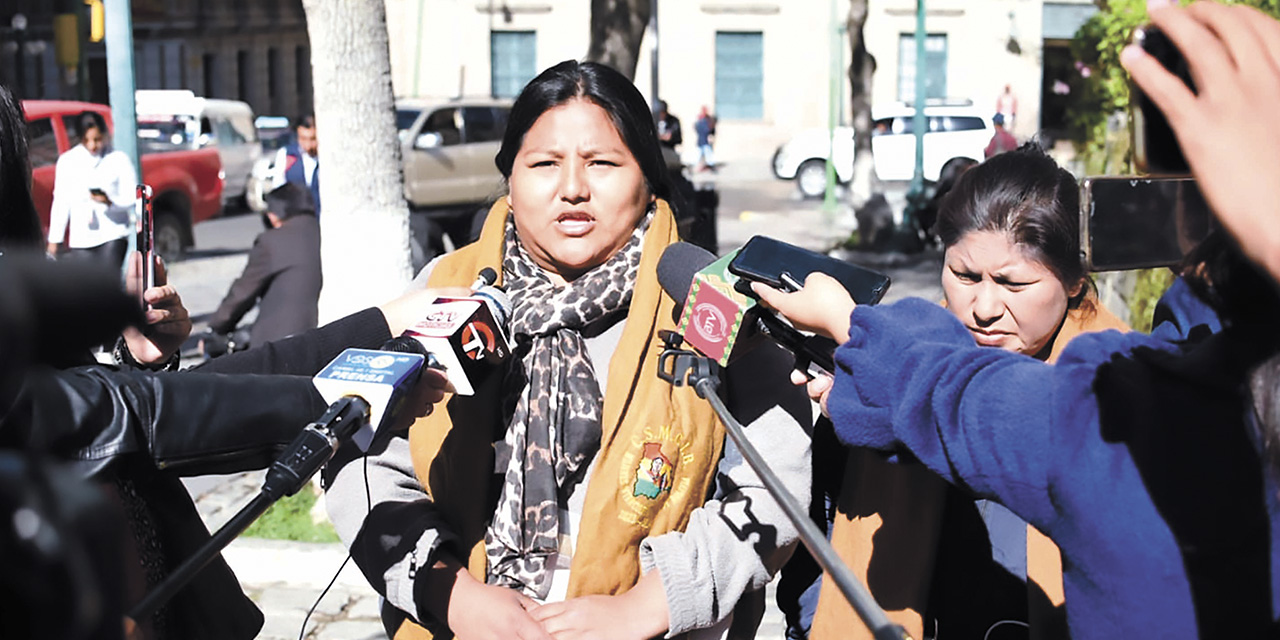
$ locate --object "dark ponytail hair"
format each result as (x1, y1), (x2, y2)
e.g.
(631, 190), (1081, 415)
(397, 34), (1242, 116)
(495, 60), (672, 205)
(0, 84), (42, 252)
(935, 142), (1089, 305)
(74, 110), (108, 141)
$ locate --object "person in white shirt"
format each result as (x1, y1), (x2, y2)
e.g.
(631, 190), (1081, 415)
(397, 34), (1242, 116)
(46, 111), (137, 269)
(268, 113), (320, 215)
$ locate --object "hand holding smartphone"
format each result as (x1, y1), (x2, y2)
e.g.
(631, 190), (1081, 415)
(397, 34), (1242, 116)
(728, 235), (891, 304)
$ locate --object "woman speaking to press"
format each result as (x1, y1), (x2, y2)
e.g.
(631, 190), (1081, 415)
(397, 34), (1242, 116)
(326, 60), (811, 640)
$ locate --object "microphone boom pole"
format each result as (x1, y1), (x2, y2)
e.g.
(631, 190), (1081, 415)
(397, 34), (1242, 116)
(128, 396), (371, 624)
(657, 337), (910, 640)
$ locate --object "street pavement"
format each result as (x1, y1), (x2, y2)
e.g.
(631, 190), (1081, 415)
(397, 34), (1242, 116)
(168, 156), (943, 639)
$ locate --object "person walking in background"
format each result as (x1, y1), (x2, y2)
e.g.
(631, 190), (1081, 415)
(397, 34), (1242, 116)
(207, 182), (321, 348)
(694, 105), (717, 172)
(45, 111), (136, 268)
(996, 83), (1018, 130)
(985, 113), (1018, 159)
(270, 113), (320, 215)
(654, 99), (682, 150)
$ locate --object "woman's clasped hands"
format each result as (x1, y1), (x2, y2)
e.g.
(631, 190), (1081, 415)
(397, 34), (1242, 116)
(439, 566), (669, 640)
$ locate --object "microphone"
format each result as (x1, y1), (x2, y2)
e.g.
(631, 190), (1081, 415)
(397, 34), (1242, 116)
(311, 347), (428, 452)
(129, 350), (423, 622)
(394, 268), (513, 397)
(657, 242), (839, 378)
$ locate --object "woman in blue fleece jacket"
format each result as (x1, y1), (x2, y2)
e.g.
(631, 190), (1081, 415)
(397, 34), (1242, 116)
(763, 278), (1279, 637)
(752, 4), (1280, 635)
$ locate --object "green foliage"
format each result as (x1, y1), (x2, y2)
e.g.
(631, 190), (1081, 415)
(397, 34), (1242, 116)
(1065, 0), (1280, 172)
(1067, 0), (1146, 174)
(1064, 0), (1280, 324)
(838, 228), (862, 249)
(1127, 267), (1176, 333)
(242, 487), (340, 543)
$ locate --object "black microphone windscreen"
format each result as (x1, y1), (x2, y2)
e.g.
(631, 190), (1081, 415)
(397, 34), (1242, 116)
(380, 335), (430, 356)
(657, 242), (717, 307)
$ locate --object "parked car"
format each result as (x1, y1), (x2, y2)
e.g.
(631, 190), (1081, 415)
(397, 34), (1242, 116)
(24, 100), (225, 261)
(772, 100), (992, 198)
(395, 97), (513, 265)
(398, 98), (511, 208)
(134, 90), (261, 205)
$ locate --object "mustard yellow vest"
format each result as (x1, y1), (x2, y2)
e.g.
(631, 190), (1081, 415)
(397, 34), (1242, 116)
(393, 200), (723, 639)
(811, 299), (1129, 640)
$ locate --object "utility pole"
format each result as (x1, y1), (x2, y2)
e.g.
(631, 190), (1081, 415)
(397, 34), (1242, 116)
(104, 0), (139, 271)
(897, 0), (928, 249)
(104, 0), (140, 179)
(649, 0), (659, 108)
(823, 0), (842, 213)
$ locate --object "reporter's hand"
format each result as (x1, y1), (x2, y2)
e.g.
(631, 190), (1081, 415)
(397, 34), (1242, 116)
(123, 255), (192, 366)
(791, 369), (834, 417)
(750, 272), (857, 343)
(378, 286), (475, 336)
(1122, 1), (1280, 283)
(529, 570), (668, 640)
(387, 367), (453, 432)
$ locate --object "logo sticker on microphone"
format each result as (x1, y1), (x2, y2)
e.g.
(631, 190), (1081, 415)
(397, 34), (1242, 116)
(678, 278), (749, 365)
(460, 321), (496, 360)
(344, 353), (399, 369)
(689, 303), (728, 343)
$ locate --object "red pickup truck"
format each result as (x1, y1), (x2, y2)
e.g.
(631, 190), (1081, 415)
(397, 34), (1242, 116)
(24, 100), (224, 260)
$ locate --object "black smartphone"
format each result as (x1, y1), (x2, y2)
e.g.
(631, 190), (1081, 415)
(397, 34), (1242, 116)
(729, 235), (891, 304)
(89, 187), (108, 198)
(1080, 176), (1214, 271)
(1131, 25), (1194, 175)
(135, 184), (154, 305)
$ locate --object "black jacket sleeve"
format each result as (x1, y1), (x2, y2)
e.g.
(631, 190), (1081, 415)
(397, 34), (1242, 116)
(195, 307), (392, 377)
(2, 364), (328, 477)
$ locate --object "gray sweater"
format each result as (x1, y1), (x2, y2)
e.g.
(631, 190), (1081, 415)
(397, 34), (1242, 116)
(325, 283), (812, 638)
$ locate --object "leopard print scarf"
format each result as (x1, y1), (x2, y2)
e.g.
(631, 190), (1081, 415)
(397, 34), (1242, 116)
(484, 208), (652, 598)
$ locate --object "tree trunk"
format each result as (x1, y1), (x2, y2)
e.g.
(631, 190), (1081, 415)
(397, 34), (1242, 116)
(302, 0), (413, 322)
(847, 0), (878, 208)
(586, 0), (651, 80)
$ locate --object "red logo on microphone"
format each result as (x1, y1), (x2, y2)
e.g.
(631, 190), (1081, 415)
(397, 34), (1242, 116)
(460, 322), (496, 360)
(690, 303), (728, 343)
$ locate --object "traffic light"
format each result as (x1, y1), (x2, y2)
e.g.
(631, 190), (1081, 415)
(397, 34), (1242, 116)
(85, 0), (104, 43)
(54, 14), (80, 68)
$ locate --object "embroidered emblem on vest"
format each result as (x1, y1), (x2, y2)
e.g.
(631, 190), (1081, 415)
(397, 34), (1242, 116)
(618, 425), (696, 527)
(633, 443), (674, 499)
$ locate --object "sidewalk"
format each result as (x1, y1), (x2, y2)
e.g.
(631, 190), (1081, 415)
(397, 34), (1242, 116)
(189, 471), (386, 640)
